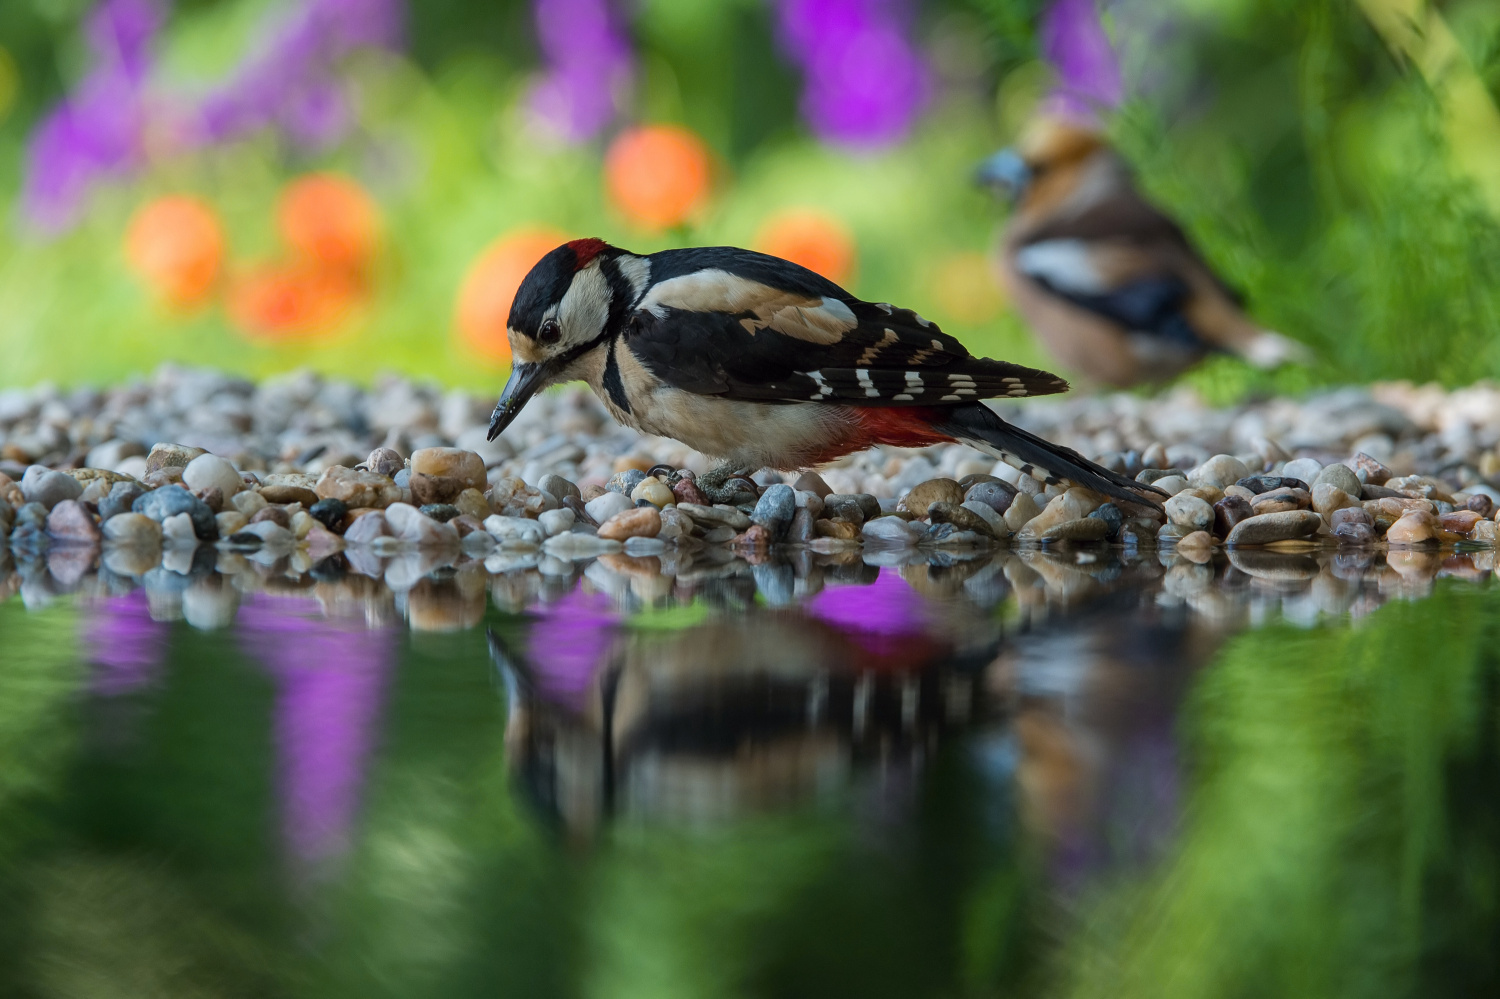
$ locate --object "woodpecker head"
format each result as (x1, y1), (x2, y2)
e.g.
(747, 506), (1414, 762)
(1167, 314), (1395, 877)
(976, 115), (1106, 206)
(487, 237), (638, 441)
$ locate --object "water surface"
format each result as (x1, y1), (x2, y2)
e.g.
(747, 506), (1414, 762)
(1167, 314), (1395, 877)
(0, 543), (1496, 998)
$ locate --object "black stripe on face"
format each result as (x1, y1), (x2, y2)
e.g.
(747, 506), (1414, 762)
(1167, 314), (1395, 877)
(600, 255), (639, 333)
(603, 335), (632, 414)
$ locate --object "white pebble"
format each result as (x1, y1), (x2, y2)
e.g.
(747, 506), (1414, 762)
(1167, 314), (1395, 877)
(161, 511), (198, 546)
(585, 491), (633, 524)
(182, 453), (243, 497)
(861, 515), (920, 546)
(484, 514), (547, 548)
(538, 508), (575, 537)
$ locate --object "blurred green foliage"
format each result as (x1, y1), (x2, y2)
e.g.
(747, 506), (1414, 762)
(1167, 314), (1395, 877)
(1, 0), (1500, 395)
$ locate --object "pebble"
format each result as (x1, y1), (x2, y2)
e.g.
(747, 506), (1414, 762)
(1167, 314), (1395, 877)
(816, 519), (861, 541)
(160, 511), (200, 546)
(144, 443), (206, 475)
(822, 494), (869, 525)
(677, 503), (751, 531)
(539, 473), (581, 505)
(342, 512), (390, 545)
(964, 480), (1015, 515)
(289, 511), (315, 540)
(1041, 517), (1111, 542)
(21, 468), (83, 509)
(1352, 452), (1392, 485)
(542, 532), (623, 558)
(1333, 521), (1376, 545)
(672, 478), (709, 506)
(252, 506), (291, 529)
(484, 515), (547, 548)
(315, 466), (402, 508)
(309, 497), (347, 529)
(1086, 502), (1124, 539)
(1312, 484), (1359, 518)
(1018, 488), (1101, 540)
(1251, 488), (1310, 515)
(99, 481), (147, 520)
(233, 521), (295, 547)
(900, 478), (964, 516)
(45, 499), (99, 542)
(1004, 491), (1041, 533)
(1136, 468), (1185, 485)
(1282, 458), (1323, 483)
(364, 447), (405, 477)
(862, 515), (921, 546)
(929, 501), (1000, 540)
(133, 484), (218, 539)
(182, 454), (242, 497)
(1466, 493), (1495, 518)
(751, 483), (796, 539)
(419, 503), (460, 523)
(607, 469), (647, 495)
(409, 447), (486, 490)
(786, 506), (817, 544)
(657, 506), (692, 540)
(538, 508), (575, 537)
(598, 506), (662, 540)
(1440, 510), (1481, 534)
(630, 476), (675, 508)
(793, 470), (831, 497)
(1225, 511), (1323, 546)
(1211, 494), (1253, 539)
(585, 490), (634, 525)
(385, 503), (460, 546)
(258, 473), (320, 506)
(1237, 475), (1308, 495)
(1313, 463), (1362, 497)
(1151, 475), (1189, 496)
(1386, 510), (1439, 545)
(962, 499), (1008, 536)
(1191, 454), (1251, 489)
(216, 511), (249, 535)
(1176, 530), (1214, 557)
(701, 525), (736, 544)
(1165, 494), (1214, 531)
(102, 512), (162, 545)
(733, 524), (773, 550)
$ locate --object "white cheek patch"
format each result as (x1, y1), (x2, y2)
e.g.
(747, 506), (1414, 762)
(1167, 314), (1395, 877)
(556, 265), (613, 346)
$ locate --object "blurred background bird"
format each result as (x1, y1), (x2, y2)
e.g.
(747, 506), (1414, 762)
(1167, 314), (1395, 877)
(978, 115), (1309, 389)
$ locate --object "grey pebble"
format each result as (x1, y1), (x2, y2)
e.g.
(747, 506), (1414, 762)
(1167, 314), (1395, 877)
(751, 483), (796, 540)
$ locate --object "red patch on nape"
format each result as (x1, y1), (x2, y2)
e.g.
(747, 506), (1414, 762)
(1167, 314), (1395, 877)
(804, 407), (955, 465)
(566, 237), (610, 271)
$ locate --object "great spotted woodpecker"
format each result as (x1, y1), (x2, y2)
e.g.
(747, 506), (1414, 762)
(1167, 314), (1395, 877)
(486, 237), (1163, 507)
(978, 116), (1309, 388)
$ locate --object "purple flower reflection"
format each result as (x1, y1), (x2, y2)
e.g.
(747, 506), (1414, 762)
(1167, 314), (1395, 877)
(84, 590), (169, 695)
(1039, 0), (1123, 120)
(527, 0), (633, 143)
(807, 568), (933, 661)
(524, 589), (620, 711)
(773, 0), (930, 149)
(237, 594), (394, 868)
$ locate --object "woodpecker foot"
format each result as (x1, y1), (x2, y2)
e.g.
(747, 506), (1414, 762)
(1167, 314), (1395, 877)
(697, 463), (759, 505)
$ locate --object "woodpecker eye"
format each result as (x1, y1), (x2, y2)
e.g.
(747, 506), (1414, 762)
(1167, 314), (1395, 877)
(538, 319), (561, 345)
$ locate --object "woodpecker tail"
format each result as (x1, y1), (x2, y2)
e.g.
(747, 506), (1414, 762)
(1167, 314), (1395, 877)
(935, 404), (1165, 509)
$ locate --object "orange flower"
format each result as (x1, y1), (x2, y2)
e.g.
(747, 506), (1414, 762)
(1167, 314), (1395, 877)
(604, 124), (713, 232)
(123, 195), (226, 308)
(455, 227), (570, 363)
(754, 209), (857, 286)
(931, 252), (1006, 324)
(227, 261), (365, 342)
(276, 173), (380, 272)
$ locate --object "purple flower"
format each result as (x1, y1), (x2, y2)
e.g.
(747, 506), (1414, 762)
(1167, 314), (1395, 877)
(20, 0), (165, 233)
(524, 588), (621, 710)
(196, 0), (404, 149)
(773, 0), (930, 149)
(237, 593), (396, 869)
(526, 0), (633, 143)
(1039, 0), (1123, 120)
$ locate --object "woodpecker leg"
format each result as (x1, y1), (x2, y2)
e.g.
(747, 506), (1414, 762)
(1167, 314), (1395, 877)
(696, 462), (759, 505)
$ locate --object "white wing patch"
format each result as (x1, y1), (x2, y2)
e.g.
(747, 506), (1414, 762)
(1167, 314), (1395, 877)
(1015, 239), (1108, 294)
(640, 270), (858, 344)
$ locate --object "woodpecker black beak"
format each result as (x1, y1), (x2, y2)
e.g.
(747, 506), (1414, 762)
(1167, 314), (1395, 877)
(487, 362), (549, 441)
(975, 149), (1032, 201)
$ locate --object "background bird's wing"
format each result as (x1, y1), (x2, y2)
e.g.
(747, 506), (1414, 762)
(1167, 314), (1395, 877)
(630, 249), (1067, 404)
(1013, 184), (1246, 348)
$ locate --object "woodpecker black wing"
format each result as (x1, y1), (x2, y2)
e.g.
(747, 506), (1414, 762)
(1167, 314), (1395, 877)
(630, 247), (1068, 405)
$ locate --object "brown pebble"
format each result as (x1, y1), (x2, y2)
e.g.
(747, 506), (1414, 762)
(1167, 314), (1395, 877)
(1440, 510), (1482, 534)
(1212, 494), (1253, 538)
(142, 467), (184, 489)
(1352, 452), (1392, 485)
(899, 478), (964, 517)
(815, 519), (861, 541)
(410, 472), (468, 505)
(1250, 487), (1310, 515)
(251, 506), (291, 529)
(581, 484), (607, 502)
(259, 484), (320, 506)
(733, 524), (773, 549)
(929, 501), (1000, 540)
(672, 478), (709, 506)
(597, 506), (662, 540)
(1466, 493), (1494, 518)
(1386, 510), (1438, 545)
(449, 514), (485, 538)
(193, 486), (224, 513)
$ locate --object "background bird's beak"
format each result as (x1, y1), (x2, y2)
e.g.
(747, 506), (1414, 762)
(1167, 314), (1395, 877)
(975, 149), (1032, 201)
(486, 362), (549, 441)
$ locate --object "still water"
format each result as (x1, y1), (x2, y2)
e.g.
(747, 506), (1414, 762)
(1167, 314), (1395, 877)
(0, 542), (1496, 998)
